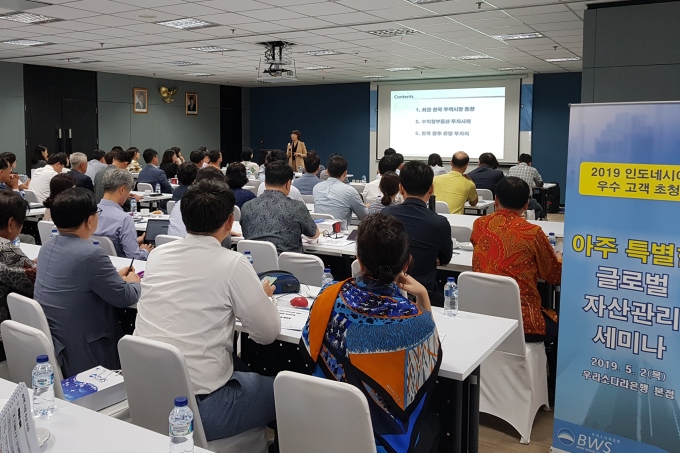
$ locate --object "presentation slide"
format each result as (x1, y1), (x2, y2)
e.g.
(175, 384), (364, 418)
(390, 87), (506, 160)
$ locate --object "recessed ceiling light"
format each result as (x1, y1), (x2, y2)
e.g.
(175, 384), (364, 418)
(303, 66), (331, 70)
(495, 66), (527, 71)
(0, 12), (61, 24)
(304, 50), (339, 56)
(364, 75), (388, 79)
(190, 46), (232, 53)
(165, 61), (198, 66)
(156, 18), (216, 30)
(457, 55), (492, 60)
(492, 32), (543, 41)
(3, 39), (50, 46)
(62, 58), (99, 63)
(185, 72), (213, 76)
(545, 57), (581, 62)
(385, 67), (417, 72)
(368, 29), (421, 38)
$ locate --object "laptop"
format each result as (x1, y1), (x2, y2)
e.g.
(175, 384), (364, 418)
(144, 218), (170, 245)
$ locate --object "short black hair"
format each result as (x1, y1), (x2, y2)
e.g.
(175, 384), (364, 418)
(519, 153), (532, 164)
(142, 148), (158, 164)
(44, 173), (75, 209)
(111, 150), (131, 165)
(327, 155), (347, 178)
(181, 179), (235, 234)
(198, 146), (207, 152)
(161, 150), (175, 164)
(31, 146), (47, 165)
(357, 214), (410, 285)
(451, 152), (469, 168)
(177, 162), (197, 186)
(303, 152), (321, 173)
(378, 155), (400, 174)
(399, 161), (433, 197)
(427, 153), (443, 167)
(47, 153), (68, 166)
(196, 166), (226, 183)
(241, 149), (253, 162)
(0, 158), (9, 171)
(384, 148), (396, 156)
(104, 151), (114, 165)
(190, 149), (206, 164)
(478, 152), (498, 168)
(226, 162), (248, 189)
(393, 153), (404, 167)
(92, 149), (106, 161)
(51, 187), (97, 229)
(265, 149), (287, 165)
(208, 149), (222, 163)
(0, 191), (29, 229)
(496, 177), (530, 210)
(265, 161), (294, 186)
(111, 146), (124, 152)
(127, 147), (139, 156)
(0, 153), (16, 165)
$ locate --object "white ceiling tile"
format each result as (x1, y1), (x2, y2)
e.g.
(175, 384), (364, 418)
(318, 12), (381, 25)
(154, 3), (225, 17)
(286, 2), (356, 16)
(79, 15), (143, 27)
(21, 4), (100, 19)
(515, 11), (580, 24)
(196, 0), (276, 12)
(65, 0), (141, 14)
(241, 8), (302, 21)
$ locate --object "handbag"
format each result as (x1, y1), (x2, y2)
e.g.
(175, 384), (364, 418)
(257, 271), (301, 294)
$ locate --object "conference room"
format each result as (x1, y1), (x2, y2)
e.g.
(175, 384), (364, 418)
(0, 0), (677, 452)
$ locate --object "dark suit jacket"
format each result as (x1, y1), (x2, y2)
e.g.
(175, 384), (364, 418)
(138, 165), (173, 194)
(34, 235), (140, 377)
(70, 169), (94, 192)
(383, 198), (453, 298)
(468, 166), (504, 196)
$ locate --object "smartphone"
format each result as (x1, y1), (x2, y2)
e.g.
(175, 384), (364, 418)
(261, 276), (277, 285)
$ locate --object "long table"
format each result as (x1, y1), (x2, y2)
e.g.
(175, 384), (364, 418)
(0, 378), (211, 453)
(20, 243), (148, 274)
(236, 290), (517, 453)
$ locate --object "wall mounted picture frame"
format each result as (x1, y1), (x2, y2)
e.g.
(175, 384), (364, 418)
(186, 92), (198, 115)
(133, 88), (148, 114)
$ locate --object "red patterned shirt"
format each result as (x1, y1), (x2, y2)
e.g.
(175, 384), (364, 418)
(471, 209), (562, 335)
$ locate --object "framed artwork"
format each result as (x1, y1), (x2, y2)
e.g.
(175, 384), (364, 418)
(186, 92), (198, 115)
(133, 88), (148, 114)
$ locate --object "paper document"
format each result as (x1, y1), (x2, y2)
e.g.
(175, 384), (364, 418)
(0, 382), (40, 453)
(317, 238), (354, 248)
(278, 307), (309, 331)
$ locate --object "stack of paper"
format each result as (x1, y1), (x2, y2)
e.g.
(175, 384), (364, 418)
(0, 382), (39, 452)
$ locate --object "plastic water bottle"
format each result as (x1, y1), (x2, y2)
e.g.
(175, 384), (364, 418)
(93, 240), (100, 247)
(244, 251), (254, 266)
(361, 175), (367, 183)
(298, 165), (303, 173)
(548, 232), (557, 250)
(32, 355), (55, 417)
(169, 396), (194, 453)
(321, 268), (333, 287)
(155, 183), (161, 194)
(50, 226), (58, 238)
(130, 197), (137, 214)
(444, 277), (458, 317)
(11, 237), (20, 247)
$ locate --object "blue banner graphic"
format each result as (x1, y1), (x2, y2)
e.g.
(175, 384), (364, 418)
(554, 102), (680, 453)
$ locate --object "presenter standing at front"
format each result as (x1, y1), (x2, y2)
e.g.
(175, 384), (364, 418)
(287, 130), (307, 171)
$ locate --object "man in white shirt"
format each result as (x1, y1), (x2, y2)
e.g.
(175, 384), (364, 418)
(85, 149), (107, 181)
(135, 178), (280, 444)
(30, 153), (68, 203)
(362, 154), (401, 206)
(314, 155), (368, 224)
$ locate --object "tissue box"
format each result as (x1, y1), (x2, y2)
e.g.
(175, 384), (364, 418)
(61, 366), (126, 411)
(315, 219), (344, 233)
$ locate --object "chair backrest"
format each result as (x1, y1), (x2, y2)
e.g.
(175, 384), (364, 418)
(244, 179), (261, 189)
(155, 234), (182, 246)
(246, 186), (258, 196)
(311, 212), (334, 220)
(476, 189), (493, 201)
(1, 321), (65, 398)
(37, 220), (55, 244)
(236, 240), (279, 273)
(166, 200), (176, 215)
(7, 293), (53, 344)
(301, 194), (314, 204)
(435, 200), (450, 214)
(457, 271), (526, 355)
(349, 183), (365, 196)
(91, 235), (117, 257)
(118, 336), (209, 448)
(351, 259), (361, 278)
(450, 225), (472, 242)
(274, 371), (377, 453)
(23, 190), (38, 203)
(279, 252), (324, 286)
(233, 205), (241, 221)
(137, 182), (153, 193)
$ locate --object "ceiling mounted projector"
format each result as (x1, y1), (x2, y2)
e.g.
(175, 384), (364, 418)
(256, 41), (298, 84)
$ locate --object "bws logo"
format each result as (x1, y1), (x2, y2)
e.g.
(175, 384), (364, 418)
(558, 429), (575, 445)
(577, 435), (612, 453)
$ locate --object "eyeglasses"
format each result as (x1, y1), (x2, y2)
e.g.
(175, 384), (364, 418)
(322, 231), (342, 239)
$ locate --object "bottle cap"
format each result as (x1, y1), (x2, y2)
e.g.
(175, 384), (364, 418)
(447, 277), (455, 282)
(244, 251), (251, 255)
(36, 355), (48, 363)
(324, 268), (331, 273)
(93, 241), (99, 245)
(174, 396), (188, 407)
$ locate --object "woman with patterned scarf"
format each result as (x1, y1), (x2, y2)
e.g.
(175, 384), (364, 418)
(301, 213), (442, 453)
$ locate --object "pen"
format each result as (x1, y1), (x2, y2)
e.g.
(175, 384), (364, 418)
(127, 257), (135, 275)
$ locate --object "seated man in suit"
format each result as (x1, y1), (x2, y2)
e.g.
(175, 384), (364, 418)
(467, 152), (504, 196)
(34, 188), (141, 377)
(172, 162), (197, 202)
(96, 169), (153, 260)
(69, 152), (94, 192)
(138, 148), (173, 194)
(94, 149), (131, 203)
(383, 161), (453, 306)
